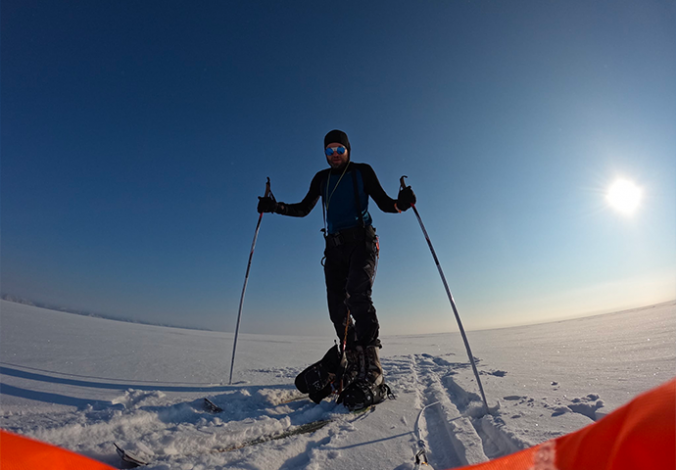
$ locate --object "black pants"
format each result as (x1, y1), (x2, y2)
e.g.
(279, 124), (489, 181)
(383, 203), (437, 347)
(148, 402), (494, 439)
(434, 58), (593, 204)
(324, 226), (379, 347)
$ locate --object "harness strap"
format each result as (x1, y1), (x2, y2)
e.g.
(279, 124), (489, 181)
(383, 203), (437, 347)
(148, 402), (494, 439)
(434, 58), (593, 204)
(351, 168), (366, 228)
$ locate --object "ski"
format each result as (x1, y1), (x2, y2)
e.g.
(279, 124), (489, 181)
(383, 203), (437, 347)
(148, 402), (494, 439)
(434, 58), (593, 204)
(114, 443), (151, 467)
(114, 417), (334, 467)
(214, 418), (333, 453)
(203, 397), (223, 413)
(213, 404), (376, 454)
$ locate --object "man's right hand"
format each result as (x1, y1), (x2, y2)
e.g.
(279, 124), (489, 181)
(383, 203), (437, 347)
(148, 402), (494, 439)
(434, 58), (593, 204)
(397, 186), (416, 212)
(257, 196), (278, 213)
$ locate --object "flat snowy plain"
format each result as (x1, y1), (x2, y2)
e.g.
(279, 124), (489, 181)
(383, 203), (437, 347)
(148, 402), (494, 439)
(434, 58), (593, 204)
(1, 299), (674, 469)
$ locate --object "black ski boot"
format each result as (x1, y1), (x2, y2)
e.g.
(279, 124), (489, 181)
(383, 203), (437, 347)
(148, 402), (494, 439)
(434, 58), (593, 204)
(295, 345), (343, 403)
(341, 347), (360, 389)
(338, 343), (394, 411)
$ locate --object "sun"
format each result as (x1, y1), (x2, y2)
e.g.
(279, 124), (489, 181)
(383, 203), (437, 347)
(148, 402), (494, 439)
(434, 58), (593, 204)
(606, 179), (642, 215)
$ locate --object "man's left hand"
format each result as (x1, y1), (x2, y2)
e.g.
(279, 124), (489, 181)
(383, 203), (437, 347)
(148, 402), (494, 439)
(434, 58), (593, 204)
(257, 196), (278, 213)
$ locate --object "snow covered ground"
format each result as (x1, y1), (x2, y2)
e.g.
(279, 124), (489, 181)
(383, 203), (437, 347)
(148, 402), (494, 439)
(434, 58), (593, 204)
(1, 299), (674, 469)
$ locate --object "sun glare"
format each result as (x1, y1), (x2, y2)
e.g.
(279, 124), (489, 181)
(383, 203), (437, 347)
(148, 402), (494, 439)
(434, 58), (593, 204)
(606, 179), (642, 215)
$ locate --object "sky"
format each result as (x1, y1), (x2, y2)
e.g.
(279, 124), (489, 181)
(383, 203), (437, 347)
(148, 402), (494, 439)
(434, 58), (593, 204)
(2, 0), (674, 336)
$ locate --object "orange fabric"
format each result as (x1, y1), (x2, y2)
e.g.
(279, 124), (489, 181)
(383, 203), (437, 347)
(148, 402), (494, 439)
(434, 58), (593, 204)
(555, 378), (675, 470)
(451, 378), (676, 470)
(0, 430), (116, 470)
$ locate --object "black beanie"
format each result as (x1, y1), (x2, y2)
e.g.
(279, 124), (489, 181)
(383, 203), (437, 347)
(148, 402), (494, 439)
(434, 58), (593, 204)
(324, 129), (351, 154)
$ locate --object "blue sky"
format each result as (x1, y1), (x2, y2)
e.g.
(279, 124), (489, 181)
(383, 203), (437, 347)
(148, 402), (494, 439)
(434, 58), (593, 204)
(2, 1), (674, 336)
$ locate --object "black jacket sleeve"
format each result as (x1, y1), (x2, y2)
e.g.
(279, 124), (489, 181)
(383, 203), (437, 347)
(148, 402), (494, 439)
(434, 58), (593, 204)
(359, 164), (399, 213)
(276, 170), (325, 217)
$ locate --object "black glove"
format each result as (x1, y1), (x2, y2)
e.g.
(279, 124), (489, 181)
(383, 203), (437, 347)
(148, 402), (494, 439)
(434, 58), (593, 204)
(257, 196), (278, 213)
(397, 186), (416, 212)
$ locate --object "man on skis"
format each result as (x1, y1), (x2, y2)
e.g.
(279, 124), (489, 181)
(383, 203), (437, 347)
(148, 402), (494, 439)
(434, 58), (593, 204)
(257, 129), (415, 410)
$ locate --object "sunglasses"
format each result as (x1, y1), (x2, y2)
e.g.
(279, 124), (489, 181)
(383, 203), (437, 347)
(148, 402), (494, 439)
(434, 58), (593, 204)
(325, 146), (347, 156)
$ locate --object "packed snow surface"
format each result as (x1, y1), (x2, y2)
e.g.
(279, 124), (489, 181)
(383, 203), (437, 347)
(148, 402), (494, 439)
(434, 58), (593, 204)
(1, 300), (674, 469)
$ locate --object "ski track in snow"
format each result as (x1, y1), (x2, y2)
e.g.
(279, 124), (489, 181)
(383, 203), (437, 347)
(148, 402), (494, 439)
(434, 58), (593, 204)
(394, 353), (524, 469)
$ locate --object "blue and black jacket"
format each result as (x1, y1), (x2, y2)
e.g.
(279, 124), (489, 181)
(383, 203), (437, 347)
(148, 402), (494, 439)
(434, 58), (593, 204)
(277, 162), (398, 234)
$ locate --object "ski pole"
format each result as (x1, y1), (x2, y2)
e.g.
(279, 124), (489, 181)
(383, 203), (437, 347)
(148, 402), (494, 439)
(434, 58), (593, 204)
(229, 178), (272, 385)
(401, 176), (489, 413)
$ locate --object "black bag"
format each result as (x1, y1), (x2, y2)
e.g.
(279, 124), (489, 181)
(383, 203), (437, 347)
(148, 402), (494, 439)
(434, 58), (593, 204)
(295, 345), (344, 403)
